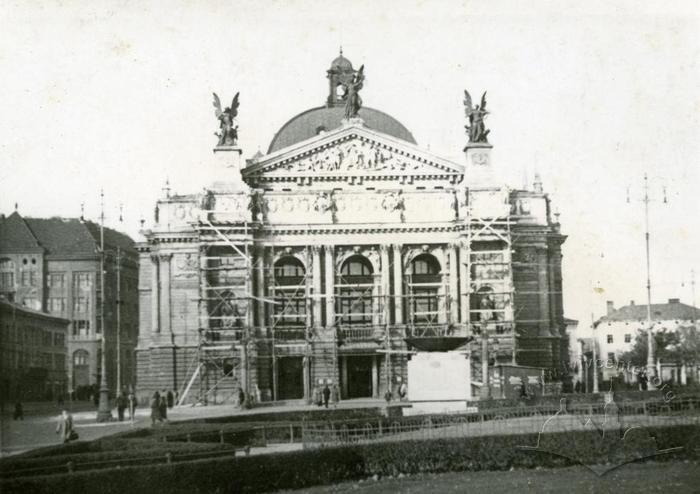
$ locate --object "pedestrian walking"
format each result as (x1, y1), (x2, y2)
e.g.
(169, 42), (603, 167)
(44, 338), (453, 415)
(13, 401), (23, 420)
(311, 386), (319, 407)
(238, 387), (246, 409)
(331, 383), (340, 408)
(167, 390), (174, 409)
(150, 391), (160, 426)
(116, 392), (127, 421)
(127, 391), (137, 423)
(159, 393), (168, 422)
(322, 384), (331, 409)
(384, 388), (392, 404)
(56, 410), (78, 443)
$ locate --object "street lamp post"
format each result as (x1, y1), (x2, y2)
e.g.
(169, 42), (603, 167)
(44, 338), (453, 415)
(96, 189), (112, 422)
(628, 174), (668, 390)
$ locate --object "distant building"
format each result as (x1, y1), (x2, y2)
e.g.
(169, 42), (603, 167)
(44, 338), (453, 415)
(0, 212), (138, 396)
(589, 298), (699, 385)
(0, 297), (69, 401)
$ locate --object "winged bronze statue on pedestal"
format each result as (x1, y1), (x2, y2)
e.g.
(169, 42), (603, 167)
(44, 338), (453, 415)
(213, 92), (239, 146)
(344, 65), (365, 120)
(464, 90), (490, 144)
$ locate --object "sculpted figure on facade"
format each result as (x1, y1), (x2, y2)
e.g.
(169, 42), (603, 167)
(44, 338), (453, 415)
(248, 189), (266, 222)
(463, 89), (490, 144)
(200, 189), (215, 211)
(344, 65), (364, 119)
(381, 191), (406, 222)
(313, 192), (337, 223)
(213, 91), (239, 146)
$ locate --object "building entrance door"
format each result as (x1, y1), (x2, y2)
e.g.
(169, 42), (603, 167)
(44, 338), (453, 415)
(345, 355), (373, 398)
(277, 357), (304, 400)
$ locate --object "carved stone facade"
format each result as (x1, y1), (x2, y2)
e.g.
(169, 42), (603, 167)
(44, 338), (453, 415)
(135, 56), (569, 404)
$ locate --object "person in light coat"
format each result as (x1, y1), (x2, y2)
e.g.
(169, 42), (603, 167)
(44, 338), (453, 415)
(56, 410), (76, 443)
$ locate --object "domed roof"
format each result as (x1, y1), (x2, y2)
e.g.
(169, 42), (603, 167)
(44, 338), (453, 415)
(330, 54), (353, 71)
(268, 106), (416, 153)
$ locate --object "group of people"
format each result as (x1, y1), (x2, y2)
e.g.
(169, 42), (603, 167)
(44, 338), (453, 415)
(312, 383), (339, 408)
(115, 390), (138, 422)
(150, 389), (177, 426)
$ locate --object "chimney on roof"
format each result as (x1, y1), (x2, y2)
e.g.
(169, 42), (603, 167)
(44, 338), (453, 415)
(630, 300), (635, 306)
(669, 298), (680, 304)
(606, 301), (615, 315)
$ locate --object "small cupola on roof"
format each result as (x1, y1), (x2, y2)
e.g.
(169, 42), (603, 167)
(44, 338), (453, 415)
(326, 48), (356, 107)
(267, 52), (416, 153)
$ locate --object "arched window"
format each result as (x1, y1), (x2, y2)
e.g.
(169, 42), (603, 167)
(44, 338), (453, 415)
(409, 254), (441, 324)
(0, 258), (14, 290)
(73, 350), (89, 366)
(274, 257), (305, 283)
(470, 285), (503, 323)
(338, 255), (374, 325)
(273, 257), (306, 329)
(340, 255), (373, 280)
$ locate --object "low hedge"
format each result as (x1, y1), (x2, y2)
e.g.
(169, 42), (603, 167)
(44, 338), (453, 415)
(2, 424), (698, 494)
(194, 406), (385, 425)
(0, 441), (236, 479)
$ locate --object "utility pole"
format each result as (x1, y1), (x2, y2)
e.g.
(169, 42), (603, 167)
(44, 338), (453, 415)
(96, 189), (112, 421)
(480, 322), (491, 399)
(691, 269), (697, 323)
(116, 246), (121, 394)
(591, 312), (599, 393)
(627, 173), (668, 390)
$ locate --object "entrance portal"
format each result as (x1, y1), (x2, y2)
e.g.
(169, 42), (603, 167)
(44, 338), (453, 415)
(345, 355), (373, 398)
(277, 357), (304, 400)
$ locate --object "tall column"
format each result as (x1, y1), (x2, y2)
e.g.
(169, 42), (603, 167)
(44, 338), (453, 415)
(198, 247), (209, 335)
(536, 247), (551, 336)
(459, 242), (470, 325)
(312, 246), (322, 329)
(150, 254), (160, 334)
(449, 243), (459, 325)
(255, 247), (266, 332)
(380, 245), (390, 326)
(323, 245), (335, 328)
(392, 244), (403, 324)
(158, 254), (172, 334)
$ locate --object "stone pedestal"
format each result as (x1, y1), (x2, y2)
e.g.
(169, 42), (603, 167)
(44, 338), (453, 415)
(211, 146), (248, 193)
(464, 143), (494, 186)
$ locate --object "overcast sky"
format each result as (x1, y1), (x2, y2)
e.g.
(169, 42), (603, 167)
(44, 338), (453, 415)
(1, 0), (698, 327)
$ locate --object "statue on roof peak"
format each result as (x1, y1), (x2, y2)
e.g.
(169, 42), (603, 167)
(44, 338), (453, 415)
(463, 89), (490, 144)
(344, 65), (364, 120)
(213, 92), (239, 146)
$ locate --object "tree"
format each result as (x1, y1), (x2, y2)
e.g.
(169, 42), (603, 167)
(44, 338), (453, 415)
(619, 325), (700, 369)
(619, 328), (680, 369)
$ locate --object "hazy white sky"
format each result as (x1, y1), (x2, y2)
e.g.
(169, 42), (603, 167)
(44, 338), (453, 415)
(1, 0), (699, 326)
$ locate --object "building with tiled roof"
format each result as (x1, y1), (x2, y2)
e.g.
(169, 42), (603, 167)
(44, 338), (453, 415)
(589, 298), (700, 385)
(0, 211), (139, 399)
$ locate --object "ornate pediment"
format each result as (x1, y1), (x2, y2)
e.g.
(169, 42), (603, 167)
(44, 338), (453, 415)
(243, 124), (463, 183)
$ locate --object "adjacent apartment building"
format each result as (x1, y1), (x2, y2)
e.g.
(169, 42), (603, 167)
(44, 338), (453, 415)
(0, 297), (70, 401)
(0, 211), (138, 396)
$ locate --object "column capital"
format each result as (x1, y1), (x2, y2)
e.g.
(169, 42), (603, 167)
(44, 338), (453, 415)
(323, 244), (335, 255)
(379, 244), (390, 254)
(150, 253), (159, 263)
(158, 253), (173, 262)
(310, 245), (322, 255)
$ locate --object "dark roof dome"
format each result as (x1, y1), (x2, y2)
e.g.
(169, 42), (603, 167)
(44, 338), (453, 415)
(267, 106), (416, 153)
(330, 54), (353, 72)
